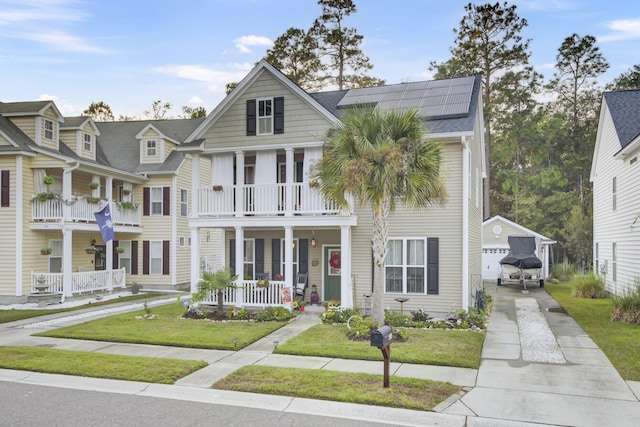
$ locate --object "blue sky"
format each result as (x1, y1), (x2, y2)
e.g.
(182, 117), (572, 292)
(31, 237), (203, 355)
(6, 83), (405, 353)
(1, 0), (638, 118)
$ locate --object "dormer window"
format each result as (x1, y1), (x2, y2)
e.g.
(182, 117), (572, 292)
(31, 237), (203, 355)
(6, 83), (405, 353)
(83, 133), (92, 151)
(146, 140), (157, 156)
(258, 99), (272, 135)
(44, 119), (54, 140)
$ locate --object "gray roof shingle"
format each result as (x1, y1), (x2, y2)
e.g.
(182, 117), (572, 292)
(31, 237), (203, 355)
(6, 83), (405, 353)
(604, 89), (640, 149)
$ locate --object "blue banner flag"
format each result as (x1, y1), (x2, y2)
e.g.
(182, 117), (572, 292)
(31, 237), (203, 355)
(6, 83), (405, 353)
(94, 203), (114, 242)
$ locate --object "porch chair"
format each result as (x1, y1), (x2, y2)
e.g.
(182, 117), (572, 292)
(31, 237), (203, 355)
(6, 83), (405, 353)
(294, 272), (308, 298)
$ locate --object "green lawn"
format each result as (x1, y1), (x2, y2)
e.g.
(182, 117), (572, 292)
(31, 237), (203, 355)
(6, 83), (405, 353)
(0, 293), (171, 324)
(35, 303), (287, 350)
(0, 346), (206, 384)
(214, 365), (461, 412)
(545, 282), (640, 381)
(275, 324), (484, 368)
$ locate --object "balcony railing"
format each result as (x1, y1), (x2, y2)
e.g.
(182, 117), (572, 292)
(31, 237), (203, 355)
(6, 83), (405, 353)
(195, 183), (341, 217)
(199, 280), (288, 307)
(31, 198), (141, 226)
(31, 268), (127, 295)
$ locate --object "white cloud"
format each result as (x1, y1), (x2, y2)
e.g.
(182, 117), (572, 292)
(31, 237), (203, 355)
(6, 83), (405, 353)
(23, 31), (108, 53)
(38, 93), (78, 115)
(599, 18), (640, 42)
(188, 96), (203, 104)
(153, 63), (251, 94)
(233, 35), (272, 53)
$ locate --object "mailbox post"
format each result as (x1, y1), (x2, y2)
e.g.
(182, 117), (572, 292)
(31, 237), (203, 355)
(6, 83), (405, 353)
(370, 325), (393, 388)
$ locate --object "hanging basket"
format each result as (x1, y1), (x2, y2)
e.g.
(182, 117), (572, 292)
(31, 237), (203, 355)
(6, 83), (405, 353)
(40, 248), (52, 255)
(85, 246), (97, 254)
(122, 189), (132, 195)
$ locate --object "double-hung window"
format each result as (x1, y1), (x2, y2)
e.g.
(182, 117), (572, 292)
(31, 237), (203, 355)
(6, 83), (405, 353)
(149, 241), (163, 275)
(385, 238), (426, 294)
(83, 133), (92, 151)
(244, 239), (255, 279)
(150, 187), (163, 215)
(180, 189), (188, 217)
(146, 140), (157, 156)
(118, 241), (132, 274)
(44, 119), (54, 140)
(257, 99), (272, 135)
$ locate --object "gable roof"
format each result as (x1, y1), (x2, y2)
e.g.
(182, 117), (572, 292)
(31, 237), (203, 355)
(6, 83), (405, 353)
(603, 89), (640, 151)
(60, 116), (101, 136)
(0, 101), (64, 122)
(0, 114), (36, 152)
(483, 215), (556, 244)
(97, 118), (204, 173)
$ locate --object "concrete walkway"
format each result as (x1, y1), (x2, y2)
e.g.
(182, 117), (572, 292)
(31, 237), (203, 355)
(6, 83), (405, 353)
(1, 288), (640, 426)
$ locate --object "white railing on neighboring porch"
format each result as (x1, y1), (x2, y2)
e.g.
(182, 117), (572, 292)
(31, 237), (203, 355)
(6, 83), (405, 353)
(195, 183), (341, 217)
(31, 268), (127, 295)
(201, 280), (289, 307)
(31, 198), (141, 226)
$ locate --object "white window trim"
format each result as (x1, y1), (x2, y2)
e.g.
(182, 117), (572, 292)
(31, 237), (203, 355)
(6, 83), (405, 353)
(280, 238), (299, 279)
(244, 238), (256, 280)
(257, 98), (273, 135)
(118, 241), (132, 274)
(180, 188), (188, 217)
(384, 237), (427, 295)
(150, 187), (163, 216)
(44, 119), (54, 141)
(83, 132), (93, 152)
(149, 240), (163, 275)
(146, 139), (157, 157)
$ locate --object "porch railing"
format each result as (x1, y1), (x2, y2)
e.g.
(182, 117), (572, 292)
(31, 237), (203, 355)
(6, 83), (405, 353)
(31, 198), (141, 226)
(200, 280), (289, 307)
(31, 268), (127, 295)
(195, 183), (342, 217)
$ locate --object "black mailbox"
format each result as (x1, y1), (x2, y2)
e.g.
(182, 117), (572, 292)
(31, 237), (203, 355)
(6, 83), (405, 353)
(370, 325), (393, 348)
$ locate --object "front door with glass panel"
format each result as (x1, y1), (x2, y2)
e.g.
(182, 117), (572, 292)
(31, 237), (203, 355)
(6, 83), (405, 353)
(323, 246), (341, 301)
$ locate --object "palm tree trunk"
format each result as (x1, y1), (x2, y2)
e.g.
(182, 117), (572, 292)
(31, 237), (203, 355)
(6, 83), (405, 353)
(371, 195), (390, 325)
(217, 289), (224, 315)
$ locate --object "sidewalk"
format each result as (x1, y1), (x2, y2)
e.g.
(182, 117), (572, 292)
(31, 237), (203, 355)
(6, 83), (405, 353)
(1, 288), (640, 426)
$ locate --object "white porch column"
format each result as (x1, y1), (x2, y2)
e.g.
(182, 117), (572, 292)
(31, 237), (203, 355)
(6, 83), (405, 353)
(61, 170), (73, 221)
(284, 226), (294, 290)
(285, 148), (294, 216)
(62, 228), (73, 297)
(191, 154), (200, 216)
(340, 225), (353, 308)
(190, 227), (201, 295)
(235, 226), (244, 304)
(235, 151), (244, 217)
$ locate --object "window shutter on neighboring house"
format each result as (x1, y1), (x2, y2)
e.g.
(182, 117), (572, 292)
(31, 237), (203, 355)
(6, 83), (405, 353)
(143, 188), (150, 216)
(427, 238), (439, 294)
(142, 240), (149, 274)
(163, 240), (169, 275)
(113, 240), (119, 269)
(255, 239), (264, 274)
(246, 99), (256, 136)
(1, 170), (9, 207)
(271, 239), (281, 278)
(163, 187), (170, 216)
(229, 239), (235, 275)
(274, 97), (284, 134)
(131, 241), (139, 274)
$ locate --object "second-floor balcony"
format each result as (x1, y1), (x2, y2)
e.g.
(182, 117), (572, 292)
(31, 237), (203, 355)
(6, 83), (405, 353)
(31, 196), (141, 226)
(195, 183), (347, 217)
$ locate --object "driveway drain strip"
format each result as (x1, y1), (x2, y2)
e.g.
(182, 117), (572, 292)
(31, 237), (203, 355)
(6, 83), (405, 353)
(515, 298), (566, 364)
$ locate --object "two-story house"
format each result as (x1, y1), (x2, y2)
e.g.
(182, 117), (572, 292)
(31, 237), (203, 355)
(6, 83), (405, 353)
(591, 89), (640, 296)
(0, 100), (213, 303)
(182, 60), (485, 315)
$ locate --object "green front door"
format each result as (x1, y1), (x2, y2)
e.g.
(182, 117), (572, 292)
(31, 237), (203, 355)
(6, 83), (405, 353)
(324, 246), (341, 301)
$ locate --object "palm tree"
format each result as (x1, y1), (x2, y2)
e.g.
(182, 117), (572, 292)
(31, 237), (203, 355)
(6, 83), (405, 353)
(194, 267), (239, 315)
(312, 106), (446, 324)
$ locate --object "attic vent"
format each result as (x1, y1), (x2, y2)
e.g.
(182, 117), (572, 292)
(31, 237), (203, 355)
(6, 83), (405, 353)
(630, 156), (637, 165)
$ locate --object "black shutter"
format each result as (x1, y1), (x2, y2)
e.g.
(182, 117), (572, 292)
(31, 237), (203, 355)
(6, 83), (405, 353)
(271, 238), (281, 279)
(131, 241), (139, 275)
(142, 241), (149, 275)
(246, 99), (256, 136)
(163, 187), (170, 216)
(163, 240), (170, 275)
(230, 239), (236, 275)
(295, 161), (303, 182)
(113, 240), (119, 269)
(143, 188), (150, 216)
(255, 239), (264, 274)
(1, 170), (9, 207)
(427, 238), (439, 294)
(274, 96), (284, 134)
(299, 239), (308, 274)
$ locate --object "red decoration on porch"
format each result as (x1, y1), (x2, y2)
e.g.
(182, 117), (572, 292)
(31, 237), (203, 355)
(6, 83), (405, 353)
(329, 253), (341, 270)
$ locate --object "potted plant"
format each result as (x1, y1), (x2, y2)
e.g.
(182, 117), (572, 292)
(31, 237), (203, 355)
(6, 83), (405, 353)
(35, 192), (56, 202)
(119, 201), (136, 210)
(88, 181), (100, 189)
(299, 300), (306, 312)
(122, 188), (132, 195)
(257, 277), (269, 288)
(43, 176), (54, 185)
(130, 282), (140, 294)
(40, 247), (52, 255)
(115, 246), (125, 254)
(86, 196), (101, 204)
(85, 246), (97, 254)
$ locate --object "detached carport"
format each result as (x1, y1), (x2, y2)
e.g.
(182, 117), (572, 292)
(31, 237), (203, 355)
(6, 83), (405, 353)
(482, 216), (556, 281)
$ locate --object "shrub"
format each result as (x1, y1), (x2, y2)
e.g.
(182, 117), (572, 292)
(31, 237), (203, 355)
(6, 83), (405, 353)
(553, 258), (576, 282)
(254, 306), (294, 322)
(410, 308), (430, 322)
(321, 306), (360, 324)
(226, 306), (249, 320)
(612, 286), (640, 325)
(571, 273), (607, 299)
(393, 327), (409, 342)
(385, 309), (412, 327)
(346, 315), (376, 340)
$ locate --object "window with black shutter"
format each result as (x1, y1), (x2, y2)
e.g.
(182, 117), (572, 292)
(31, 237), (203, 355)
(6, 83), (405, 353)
(246, 99), (256, 136)
(0, 170), (9, 207)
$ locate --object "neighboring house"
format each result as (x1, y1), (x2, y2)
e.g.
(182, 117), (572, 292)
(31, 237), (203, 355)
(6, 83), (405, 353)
(0, 100), (216, 303)
(482, 215), (555, 281)
(591, 89), (640, 296)
(181, 60), (485, 315)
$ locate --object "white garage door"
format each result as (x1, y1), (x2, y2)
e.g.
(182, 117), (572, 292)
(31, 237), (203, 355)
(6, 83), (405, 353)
(482, 248), (510, 280)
